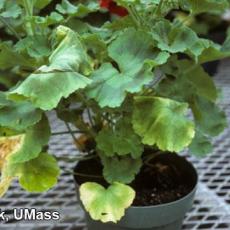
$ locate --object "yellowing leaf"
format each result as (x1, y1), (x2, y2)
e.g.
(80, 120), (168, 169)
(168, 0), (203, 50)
(133, 96), (195, 152)
(80, 182), (135, 223)
(0, 135), (23, 196)
(0, 176), (13, 197)
(18, 152), (60, 192)
(0, 135), (23, 169)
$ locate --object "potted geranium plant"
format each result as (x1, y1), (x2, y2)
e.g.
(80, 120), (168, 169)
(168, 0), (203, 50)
(0, 0), (229, 229)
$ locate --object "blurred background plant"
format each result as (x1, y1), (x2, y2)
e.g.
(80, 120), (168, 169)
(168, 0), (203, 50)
(0, 0), (102, 90)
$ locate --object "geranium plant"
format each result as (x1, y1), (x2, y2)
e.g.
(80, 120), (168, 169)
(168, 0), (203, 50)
(0, 0), (229, 224)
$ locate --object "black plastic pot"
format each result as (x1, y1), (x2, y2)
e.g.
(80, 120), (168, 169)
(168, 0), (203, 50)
(74, 153), (198, 230)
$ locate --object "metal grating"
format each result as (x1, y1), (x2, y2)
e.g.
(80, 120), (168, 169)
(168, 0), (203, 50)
(1, 60), (230, 230)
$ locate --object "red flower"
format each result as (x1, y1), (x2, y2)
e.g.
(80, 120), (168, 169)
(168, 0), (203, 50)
(99, 0), (112, 8)
(99, 0), (128, 17)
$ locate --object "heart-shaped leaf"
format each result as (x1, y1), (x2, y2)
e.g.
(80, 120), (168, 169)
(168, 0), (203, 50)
(80, 182), (135, 223)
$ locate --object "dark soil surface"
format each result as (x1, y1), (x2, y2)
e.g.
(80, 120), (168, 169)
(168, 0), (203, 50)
(131, 161), (192, 206)
(74, 153), (196, 207)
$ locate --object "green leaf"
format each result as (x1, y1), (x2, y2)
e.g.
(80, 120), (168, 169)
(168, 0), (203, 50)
(86, 63), (133, 108)
(15, 35), (51, 59)
(0, 91), (11, 107)
(157, 60), (217, 103)
(133, 96), (195, 152)
(9, 26), (92, 110)
(0, 126), (20, 137)
(29, 13), (64, 28)
(0, 1), (22, 18)
(188, 39), (230, 63)
(9, 71), (91, 110)
(102, 156), (142, 184)
(34, 0), (52, 9)
(82, 33), (107, 63)
(184, 0), (229, 14)
(18, 152), (60, 192)
(156, 70), (194, 103)
(96, 120), (143, 158)
(191, 97), (227, 137)
(0, 42), (35, 70)
(87, 29), (168, 108)
(186, 65), (217, 102)
(108, 29), (154, 76)
(0, 0), (5, 9)
(8, 115), (50, 163)
(56, 0), (99, 18)
(189, 129), (213, 157)
(0, 92), (42, 131)
(80, 182), (135, 223)
(151, 20), (198, 54)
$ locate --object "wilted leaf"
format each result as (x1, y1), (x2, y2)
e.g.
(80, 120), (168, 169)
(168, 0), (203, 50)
(9, 26), (92, 110)
(0, 135), (23, 196)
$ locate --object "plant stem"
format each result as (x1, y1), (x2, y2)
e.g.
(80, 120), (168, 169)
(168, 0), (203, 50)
(156, 0), (164, 16)
(143, 72), (165, 95)
(151, 73), (165, 87)
(86, 108), (94, 127)
(127, 5), (140, 27)
(22, 0), (34, 36)
(63, 169), (103, 179)
(51, 130), (86, 136)
(0, 17), (21, 40)
(143, 151), (162, 165)
(77, 93), (97, 137)
(65, 122), (82, 147)
(56, 154), (98, 162)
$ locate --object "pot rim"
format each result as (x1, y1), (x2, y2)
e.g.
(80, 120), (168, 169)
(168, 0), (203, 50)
(74, 154), (198, 210)
(129, 156), (198, 209)
(129, 182), (198, 209)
